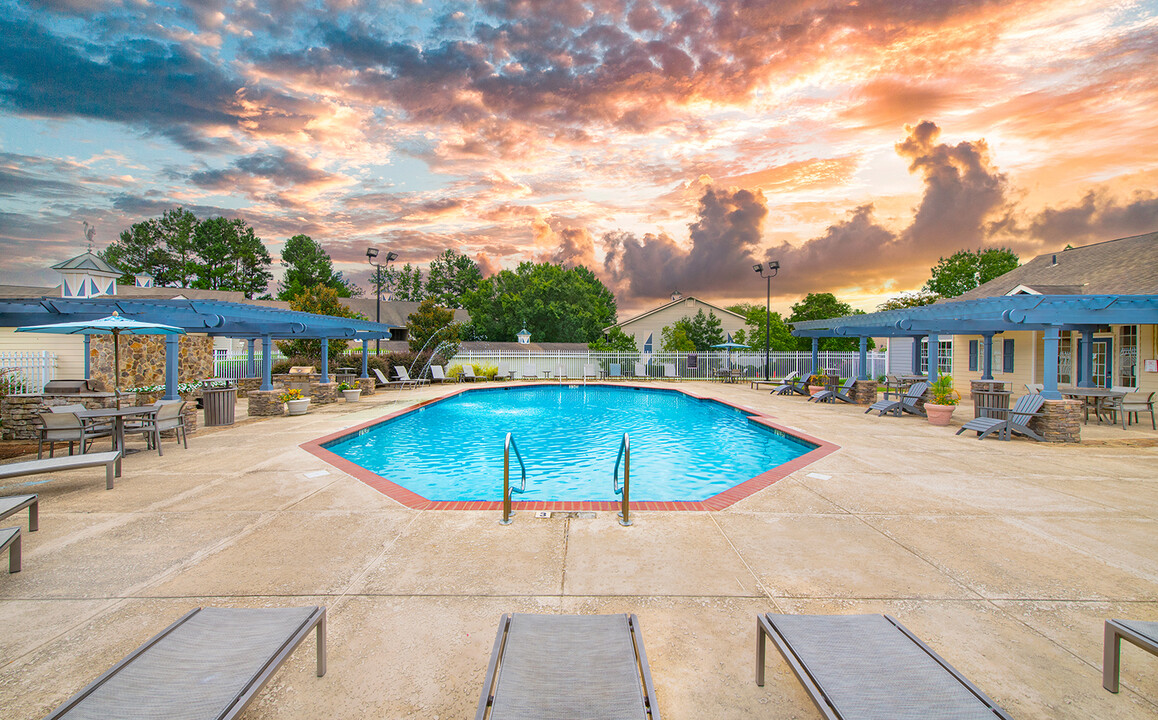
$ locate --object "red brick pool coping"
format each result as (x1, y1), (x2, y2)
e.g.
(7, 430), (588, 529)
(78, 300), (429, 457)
(301, 382), (840, 511)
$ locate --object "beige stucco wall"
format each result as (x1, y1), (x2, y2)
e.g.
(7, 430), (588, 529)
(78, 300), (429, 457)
(617, 299), (747, 352)
(0, 327), (86, 378)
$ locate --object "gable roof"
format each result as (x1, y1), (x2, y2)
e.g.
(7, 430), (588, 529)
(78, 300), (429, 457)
(607, 296), (746, 331)
(954, 231), (1158, 301)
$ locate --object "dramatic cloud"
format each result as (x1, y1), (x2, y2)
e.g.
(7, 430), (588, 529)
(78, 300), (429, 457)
(1030, 190), (1158, 247)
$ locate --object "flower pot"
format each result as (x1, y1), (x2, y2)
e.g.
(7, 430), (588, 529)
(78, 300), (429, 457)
(341, 389), (361, 402)
(808, 385), (825, 396)
(925, 402), (956, 426)
(286, 398), (310, 416)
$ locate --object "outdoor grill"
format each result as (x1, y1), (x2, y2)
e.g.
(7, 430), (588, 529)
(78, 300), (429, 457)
(42, 379), (95, 394)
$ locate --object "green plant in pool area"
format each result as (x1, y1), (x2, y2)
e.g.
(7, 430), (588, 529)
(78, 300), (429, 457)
(447, 363), (464, 379)
(929, 375), (960, 405)
(278, 388), (304, 403)
(480, 364), (498, 380)
(336, 382), (352, 391)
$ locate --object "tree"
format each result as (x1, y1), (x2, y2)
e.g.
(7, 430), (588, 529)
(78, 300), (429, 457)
(923, 248), (1019, 298)
(425, 249), (482, 308)
(589, 326), (637, 351)
(462, 262), (617, 343)
(787, 293), (872, 352)
(726, 303), (795, 351)
(877, 290), (940, 311)
(157, 208), (198, 288)
(101, 218), (174, 286)
(393, 263), (426, 301)
(278, 234), (359, 300)
(687, 309), (725, 350)
(368, 264), (395, 301)
(660, 323), (695, 352)
(276, 285), (366, 362)
(190, 217), (272, 298)
(406, 299), (461, 354)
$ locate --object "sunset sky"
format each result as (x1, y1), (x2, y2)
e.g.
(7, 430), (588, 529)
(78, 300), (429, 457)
(2, 0), (1156, 317)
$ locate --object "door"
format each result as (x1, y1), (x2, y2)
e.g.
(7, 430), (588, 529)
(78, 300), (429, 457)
(1091, 338), (1113, 388)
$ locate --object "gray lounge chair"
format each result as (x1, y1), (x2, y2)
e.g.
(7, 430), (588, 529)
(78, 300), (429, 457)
(634, 361), (650, 380)
(520, 363), (539, 380)
(809, 377), (854, 404)
(1104, 619), (1158, 693)
(45, 606), (326, 719)
(430, 365), (450, 383)
(663, 363), (677, 379)
(461, 365), (487, 382)
(1, 526), (20, 573)
(608, 363), (622, 379)
(956, 393), (1045, 441)
(583, 363), (600, 380)
(770, 370), (802, 395)
(866, 381), (929, 417)
(0, 451), (121, 490)
(0, 494), (38, 531)
(495, 362), (512, 380)
(394, 365), (430, 388)
(476, 613), (659, 720)
(757, 613), (1013, 720)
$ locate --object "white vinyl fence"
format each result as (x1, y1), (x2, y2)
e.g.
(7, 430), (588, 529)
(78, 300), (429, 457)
(213, 349), (286, 380)
(0, 350), (58, 393)
(451, 350), (887, 381)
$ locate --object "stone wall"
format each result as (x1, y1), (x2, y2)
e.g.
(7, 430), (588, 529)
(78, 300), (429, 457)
(236, 377), (261, 397)
(248, 390), (284, 416)
(1029, 398), (1082, 443)
(850, 379), (877, 405)
(89, 334), (214, 392)
(1, 393), (116, 440)
(356, 377), (375, 395)
(312, 382), (338, 405)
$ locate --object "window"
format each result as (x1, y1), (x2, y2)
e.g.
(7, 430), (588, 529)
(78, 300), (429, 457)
(968, 340), (978, 372)
(1002, 338), (1015, 373)
(1119, 325), (1138, 388)
(919, 339), (953, 374)
(1058, 334), (1072, 385)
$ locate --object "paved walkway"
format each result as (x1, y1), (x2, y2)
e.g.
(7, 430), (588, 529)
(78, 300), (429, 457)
(1, 382), (1156, 719)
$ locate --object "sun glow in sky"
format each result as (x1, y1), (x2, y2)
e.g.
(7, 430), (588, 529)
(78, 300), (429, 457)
(1, 0), (1156, 316)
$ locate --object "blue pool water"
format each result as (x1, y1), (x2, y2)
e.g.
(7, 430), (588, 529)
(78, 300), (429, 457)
(324, 385), (815, 502)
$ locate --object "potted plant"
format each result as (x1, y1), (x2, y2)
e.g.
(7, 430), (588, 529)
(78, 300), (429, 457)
(280, 388), (310, 416)
(807, 374), (826, 396)
(925, 375), (960, 426)
(337, 382), (361, 402)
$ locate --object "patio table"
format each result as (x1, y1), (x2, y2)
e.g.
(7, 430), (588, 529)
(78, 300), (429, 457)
(1059, 387), (1127, 429)
(76, 406), (157, 477)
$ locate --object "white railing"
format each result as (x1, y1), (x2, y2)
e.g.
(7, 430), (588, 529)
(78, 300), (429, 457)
(0, 350), (58, 393)
(451, 350), (887, 381)
(213, 349), (286, 380)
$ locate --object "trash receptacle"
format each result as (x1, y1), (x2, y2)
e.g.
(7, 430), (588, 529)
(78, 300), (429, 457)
(202, 378), (237, 426)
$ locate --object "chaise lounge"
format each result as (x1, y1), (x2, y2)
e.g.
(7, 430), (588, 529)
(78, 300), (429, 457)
(956, 393), (1045, 441)
(865, 381), (929, 417)
(757, 613), (1013, 720)
(1103, 618), (1158, 693)
(476, 613), (660, 720)
(808, 377), (855, 404)
(44, 606), (326, 719)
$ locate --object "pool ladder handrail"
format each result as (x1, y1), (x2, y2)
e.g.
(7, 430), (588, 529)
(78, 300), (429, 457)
(501, 432), (527, 525)
(613, 433), (632, 526)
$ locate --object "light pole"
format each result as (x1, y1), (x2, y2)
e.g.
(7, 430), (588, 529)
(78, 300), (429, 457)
(753, 261), (780, 381)
(367, 247), (398, 355)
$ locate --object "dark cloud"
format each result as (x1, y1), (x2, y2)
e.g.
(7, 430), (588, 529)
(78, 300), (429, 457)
(189, 149), (336, 191)
(1029, 190), (1158, 246)
(0, 153), (84, 197)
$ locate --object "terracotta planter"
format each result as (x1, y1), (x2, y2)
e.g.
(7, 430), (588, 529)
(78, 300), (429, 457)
(286, 398), (310, 416)
(808, 385), (825, 396)
(341, 389), (361, 402)
(925, 402), (956, 426)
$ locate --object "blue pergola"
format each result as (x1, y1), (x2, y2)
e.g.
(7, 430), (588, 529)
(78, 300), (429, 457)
(790, 295), (1158, 399)
(0, 296), (397, 398)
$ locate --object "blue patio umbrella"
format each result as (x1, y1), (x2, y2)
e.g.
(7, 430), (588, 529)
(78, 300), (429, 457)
(17, 311), (186, 406)
(711, 334), (750, 369)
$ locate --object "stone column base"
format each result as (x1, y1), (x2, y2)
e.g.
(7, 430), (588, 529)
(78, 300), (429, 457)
(1029, 398), (1082, 443)
(312, 382), (338, 405)
(850, 380), (877, 405)
(237, 377), (261, 398)
(248, 390), (285, 416)
(356, 377), (375, 395)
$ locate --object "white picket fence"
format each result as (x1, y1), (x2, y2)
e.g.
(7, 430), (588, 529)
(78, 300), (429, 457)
(213, 349), (286, 380)
(451, 350), (888, 381)
(0, 350), (58, 393)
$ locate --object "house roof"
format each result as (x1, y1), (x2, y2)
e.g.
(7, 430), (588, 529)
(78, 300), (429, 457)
(50, 252), (122, 275)
(606, 296), (746, 332)
(955, 231), (1158, 300)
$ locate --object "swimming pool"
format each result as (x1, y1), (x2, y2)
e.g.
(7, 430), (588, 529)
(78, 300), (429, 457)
(317, 385), (823, 504)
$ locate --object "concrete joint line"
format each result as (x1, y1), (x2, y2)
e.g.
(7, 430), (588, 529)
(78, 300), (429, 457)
(708, 513), (780, 610)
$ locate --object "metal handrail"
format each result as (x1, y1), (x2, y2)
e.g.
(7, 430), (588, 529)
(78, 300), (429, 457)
(501, 432), (527, 525)
(613, 433), (632, 526)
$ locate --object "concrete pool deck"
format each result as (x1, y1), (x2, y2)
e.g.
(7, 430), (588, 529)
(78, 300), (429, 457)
(1, 380), (1156, 719)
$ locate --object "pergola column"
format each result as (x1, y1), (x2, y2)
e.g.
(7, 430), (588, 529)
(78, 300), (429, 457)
(857, 336), (868, 380)
(910, 336), (921, 375)
(1042, 325), (1062, 399)
(260, 335), (273, 391)
(981, 333), (994, 380)
(810, 337), (819, 375)
(163, 334), (180, 401)
(320, 339), (330, 383)
(927, 334), (940, 382)
(84, 335), (91, 378)
(361, 339), (370, 378)
(246, 338), (256, 377)
(1080, 328), (1095, 387)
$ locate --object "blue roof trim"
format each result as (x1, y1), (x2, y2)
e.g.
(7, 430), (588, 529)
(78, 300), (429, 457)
(790, 295), (1158, 337)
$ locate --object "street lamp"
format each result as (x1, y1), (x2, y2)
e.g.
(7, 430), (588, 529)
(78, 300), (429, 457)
(367, 247), (398, 354)
(753, 261), (781, 381)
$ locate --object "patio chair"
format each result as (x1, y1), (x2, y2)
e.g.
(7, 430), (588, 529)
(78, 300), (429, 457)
(757, 613), (1013, 720)
(124, 400), (188, 455)
(1, 526), (19, 573)
(553, 362), (567, 379)
(956, 393), (1045, 441)
(0, 494), (38, 531)
(520, 363), (538, 380)
(394, 365), (430, 388)
(1025, 383), (1043, 395)
(663, 363), (678, 379)
(583, 363), (599, 380)
(36, 411), (112, 459)
(495, 362), (511, 380)
(808, 377), (854, 404)
(1120, 391), (1156, 429)
(770, 370), (802, 395)
(430, 365), (450, 383)
(460, 365), (487, 382)
(44, 606), (326, 719)
(608, 363), (623, 380)
(634, 361), (649, 380)
(372, 367), (391, 387)
(1104, 619), (1158, 693)
(865, 381), (929, 417)
(475, 613), (659, 720)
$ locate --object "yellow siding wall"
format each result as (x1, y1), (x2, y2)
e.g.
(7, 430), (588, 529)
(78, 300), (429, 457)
(618, 299), (747, 352)
(0, 327), (86, 378)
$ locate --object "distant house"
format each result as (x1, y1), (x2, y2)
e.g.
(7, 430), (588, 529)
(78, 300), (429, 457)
(605, 296), (747, 352)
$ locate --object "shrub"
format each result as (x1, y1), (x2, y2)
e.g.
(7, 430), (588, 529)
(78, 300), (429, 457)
(447, 363), (464, 380)
(480, 364), (498, 380)
(929, 375), (960, 405)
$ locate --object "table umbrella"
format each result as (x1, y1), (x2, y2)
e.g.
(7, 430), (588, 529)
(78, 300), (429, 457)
(711, 334), (750, 370)
(17, 311), (186, 407)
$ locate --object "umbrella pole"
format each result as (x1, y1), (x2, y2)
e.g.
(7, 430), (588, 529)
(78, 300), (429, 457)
(113, 330), (121, 410)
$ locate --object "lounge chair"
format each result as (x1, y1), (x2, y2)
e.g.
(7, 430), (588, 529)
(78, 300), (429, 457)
(865, 381), (929, 417)
(583, 363), (599, 380)
(608, 363), (622, 379)
(394, 365), (430, 388)
(496, 362), (512, 380)
(0, 494), (38, 531)
(757, 613), (1013, 720)
(634, 361), (649, 380)
(808, 377), (854, 404)
(663, 363), (677, 379)
(1024, 383), (1043, 395)
(0, 451), (121, 490)
(956, 393), (1045, 441)
(1104, 619), (1158, 693)
(372, 368), (392, 387)
(553, 363), (566, 379)
(1, 526), (19, 573)
(768, 370), (802, 395)
(476, 613), (659, 720)
(520, 363), (538, 380)
(430, 365), (449, 383)
(37, 411), (113, 459)
(461, 365), (487, 382)
(44, 606), (326, 719)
